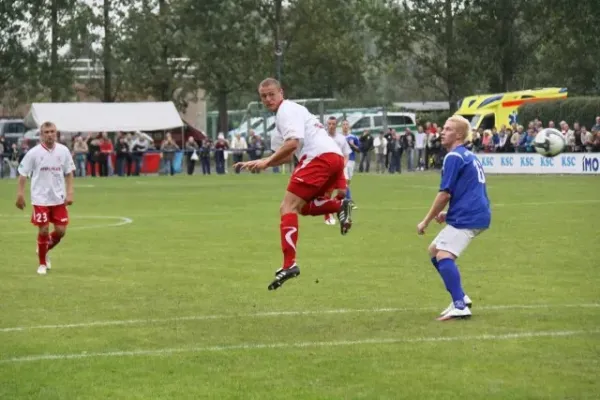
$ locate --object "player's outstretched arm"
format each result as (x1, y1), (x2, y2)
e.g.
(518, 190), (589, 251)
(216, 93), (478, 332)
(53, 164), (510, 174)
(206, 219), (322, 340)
(265, 138), (299, 167)
(417, 191), (451, 235)
(233, 138), (298, 172)
(65, 172), (74, 205)
(16, 175), (27, 210)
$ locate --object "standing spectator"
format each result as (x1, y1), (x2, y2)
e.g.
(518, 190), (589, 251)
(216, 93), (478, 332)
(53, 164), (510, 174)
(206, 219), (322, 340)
(130, 132), (150, 176)
(72, 136), (88, 177)
(482, 130), (493, 152)
(214, 133), (229, 174)
(511, 126), (522, 152)
(499, 128), (510, 153)
(7, 143), (20, 178)
(471, 129), (482, 152)
(185, 136), (199, 175)
(560, 121), (575, 152)
(230, 133), (247, 173)
(200, 139), (212, 175)
(384, 128), (393, 169)
(0, 135), (5, 178)
(521, 128), (536, 152)
(115, 136), (130, 176)
(573, 122), (582, 152)
(425, 121), (436, 135)
(358, 130), (373, 173)
(373, 132), (387, 173)
(99, 133), (113, 177)
(426, 129), (439, 167)
(402, 128), (415, 171)
(593, 116), (600, 132)
(160, 133), (179, 176)
(248, 133), (265, 174)
(86, 133), (100, 177)
(388, 132), (403, 174)
(582, 126), (594, 152)
(415, 126), (427, 170)
(518, 128), (529, 152)
(592, 129), (600, 151)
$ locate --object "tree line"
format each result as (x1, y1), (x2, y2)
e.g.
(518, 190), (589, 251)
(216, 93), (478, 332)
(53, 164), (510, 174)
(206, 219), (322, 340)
(1, 0), (598, 131)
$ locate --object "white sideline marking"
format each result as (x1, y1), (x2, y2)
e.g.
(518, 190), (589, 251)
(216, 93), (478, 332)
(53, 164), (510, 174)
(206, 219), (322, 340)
(1, 329), (598, 364)
(0, 215), (133, 235)
(1, 303), (598, 333)
(374, 199), (600, 212)
(113, 199), (600, 218)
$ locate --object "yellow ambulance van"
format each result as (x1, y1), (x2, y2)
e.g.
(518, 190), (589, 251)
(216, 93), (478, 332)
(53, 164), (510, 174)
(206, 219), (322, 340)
(455, 87), (568, 131)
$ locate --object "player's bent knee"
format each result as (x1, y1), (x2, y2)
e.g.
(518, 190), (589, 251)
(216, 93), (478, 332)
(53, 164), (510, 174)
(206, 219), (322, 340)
(428, 243), (438, 258)
(54, 225), (67, 237)
(436, 250), (456, 262)
(281, 191), (306, 215)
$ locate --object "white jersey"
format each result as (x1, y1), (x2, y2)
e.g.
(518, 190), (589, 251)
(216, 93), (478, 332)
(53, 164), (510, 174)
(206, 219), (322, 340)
(18, 143), (75, 206)
(272, 100), (342, 161)
(331, 132), (351, 158)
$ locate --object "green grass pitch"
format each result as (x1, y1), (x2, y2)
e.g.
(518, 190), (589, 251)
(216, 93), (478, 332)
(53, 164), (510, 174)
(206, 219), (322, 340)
(0, 172), (599, 399)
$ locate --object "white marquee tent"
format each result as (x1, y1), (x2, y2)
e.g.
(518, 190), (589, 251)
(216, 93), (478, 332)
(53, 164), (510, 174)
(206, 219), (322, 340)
(24, 102), (183, 133)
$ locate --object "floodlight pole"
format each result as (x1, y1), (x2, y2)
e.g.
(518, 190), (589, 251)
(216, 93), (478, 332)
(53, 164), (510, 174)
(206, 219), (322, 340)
(275, 0), (283, 83)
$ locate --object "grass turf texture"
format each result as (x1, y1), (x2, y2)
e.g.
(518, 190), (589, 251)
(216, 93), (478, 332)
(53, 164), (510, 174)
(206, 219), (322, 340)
(0, 173), (599, 400)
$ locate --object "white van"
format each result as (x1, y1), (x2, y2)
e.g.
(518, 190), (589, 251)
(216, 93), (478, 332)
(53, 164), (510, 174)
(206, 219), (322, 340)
(340, 111), (417, 135)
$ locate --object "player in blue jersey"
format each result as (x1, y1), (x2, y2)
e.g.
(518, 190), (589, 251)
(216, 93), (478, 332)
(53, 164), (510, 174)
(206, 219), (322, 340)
(417, 115), (491, 321)
(342, 119), (360, 208)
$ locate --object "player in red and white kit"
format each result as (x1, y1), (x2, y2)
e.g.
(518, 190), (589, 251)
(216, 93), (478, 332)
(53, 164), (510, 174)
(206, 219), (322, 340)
(324, 115), (351, 225)
(16, 121), (75, 275)
(234, 78), (354, 290)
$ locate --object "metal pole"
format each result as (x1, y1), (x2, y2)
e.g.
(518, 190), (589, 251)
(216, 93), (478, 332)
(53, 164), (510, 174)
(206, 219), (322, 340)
(181, 125), (184, 174)
(382, 106), (388, 135)
(275, 0), (282, 83)
(319, 99), (325, 124)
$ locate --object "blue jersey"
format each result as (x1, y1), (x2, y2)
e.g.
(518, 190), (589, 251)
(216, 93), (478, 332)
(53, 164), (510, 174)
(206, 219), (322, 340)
(346, 134), (360, 161)
(440, 145), (491, 229)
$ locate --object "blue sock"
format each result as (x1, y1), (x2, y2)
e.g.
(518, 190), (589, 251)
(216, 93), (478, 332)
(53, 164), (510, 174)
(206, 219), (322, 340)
(437, 258), (466, 309)
(430, 257), (439, 272)
(345, 186), (352, 200)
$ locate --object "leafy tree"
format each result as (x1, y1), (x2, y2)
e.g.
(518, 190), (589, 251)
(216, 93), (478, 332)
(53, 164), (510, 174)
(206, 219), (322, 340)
(176, 0), (268, 133)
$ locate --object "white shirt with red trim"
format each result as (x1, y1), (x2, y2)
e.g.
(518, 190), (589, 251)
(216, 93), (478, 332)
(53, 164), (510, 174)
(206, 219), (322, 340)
(332, 132), (351, 158)
(272, 100), (342, 161)
(18, 143), (75, 206)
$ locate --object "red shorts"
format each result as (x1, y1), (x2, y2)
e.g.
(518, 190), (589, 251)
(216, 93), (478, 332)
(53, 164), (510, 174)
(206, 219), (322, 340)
(287, 153), (346, 201)
(31, 204), (69, 226)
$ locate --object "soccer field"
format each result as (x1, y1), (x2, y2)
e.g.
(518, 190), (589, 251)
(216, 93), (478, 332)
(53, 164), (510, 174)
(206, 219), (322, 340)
(1, 172), (599, 400)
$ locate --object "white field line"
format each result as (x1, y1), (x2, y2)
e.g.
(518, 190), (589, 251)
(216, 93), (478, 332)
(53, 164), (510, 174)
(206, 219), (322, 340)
(63, 199), (598, 219)
(0, 216), (133, 235)
(1, 303), (599, 333)
(2, 329), (598, 364)
(374, 199), (600, 212)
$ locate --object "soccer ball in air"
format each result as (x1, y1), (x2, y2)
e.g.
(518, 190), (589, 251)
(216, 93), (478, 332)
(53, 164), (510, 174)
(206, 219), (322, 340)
(533, 128), (566, 157)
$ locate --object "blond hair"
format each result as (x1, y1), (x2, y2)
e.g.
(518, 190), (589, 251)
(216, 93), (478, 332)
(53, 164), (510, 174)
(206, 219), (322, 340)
(447, 115), (470, 140)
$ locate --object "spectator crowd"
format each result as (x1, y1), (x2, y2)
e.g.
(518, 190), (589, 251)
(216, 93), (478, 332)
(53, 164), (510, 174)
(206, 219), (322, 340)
(1, 116), (599, 179)
(352, 116), (600, 174)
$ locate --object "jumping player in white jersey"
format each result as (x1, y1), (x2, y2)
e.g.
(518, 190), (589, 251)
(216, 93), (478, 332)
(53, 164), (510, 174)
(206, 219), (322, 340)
(234, 78), (354, 290)
(324, 115), (351, 225)
(16, 121), (75, 275)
